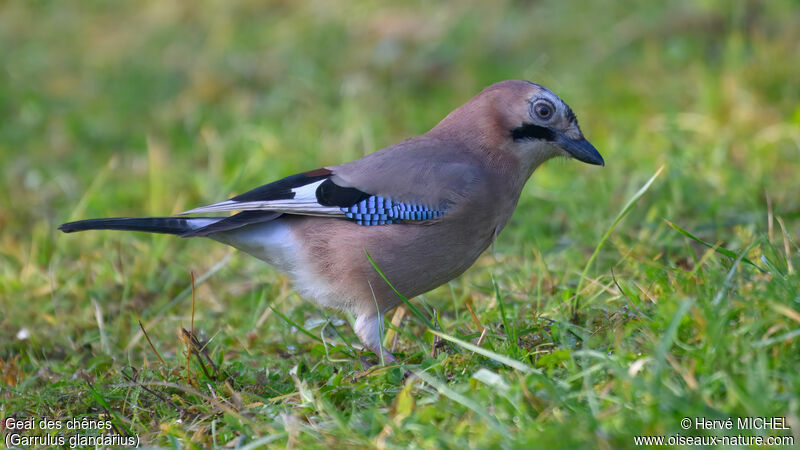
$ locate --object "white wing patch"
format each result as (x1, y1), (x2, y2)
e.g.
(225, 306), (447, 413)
(180, 179), (344, 217)
(291, 179), (326, 201)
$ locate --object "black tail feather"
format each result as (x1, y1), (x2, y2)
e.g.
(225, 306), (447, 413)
(58, 217), (211, 236)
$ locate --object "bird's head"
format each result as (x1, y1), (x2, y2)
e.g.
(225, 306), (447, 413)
(431, 80), (604, 171)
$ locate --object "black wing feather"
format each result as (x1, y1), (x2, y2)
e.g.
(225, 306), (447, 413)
(231, 168), (333, 202)
(315, 178), (371, 207)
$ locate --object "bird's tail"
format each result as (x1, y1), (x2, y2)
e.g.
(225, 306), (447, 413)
(58, 217), (222, 236)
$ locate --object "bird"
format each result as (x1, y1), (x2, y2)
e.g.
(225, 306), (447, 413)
(59, 80), (604, 364)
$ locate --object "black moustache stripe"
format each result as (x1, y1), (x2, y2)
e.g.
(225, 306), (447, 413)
(510, 123), (556, 141)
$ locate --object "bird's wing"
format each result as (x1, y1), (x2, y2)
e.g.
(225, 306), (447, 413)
(180, 138), (483, 226)
(180, 168), (345, 216)
(327, 136), (484, 208)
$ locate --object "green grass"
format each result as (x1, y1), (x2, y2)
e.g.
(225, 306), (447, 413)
(1, 0), (799, 448)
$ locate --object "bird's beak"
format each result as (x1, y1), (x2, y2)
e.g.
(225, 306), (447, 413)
(557, 134), (604, 166)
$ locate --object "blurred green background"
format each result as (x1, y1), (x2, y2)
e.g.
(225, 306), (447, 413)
(1, 0), (798, 447)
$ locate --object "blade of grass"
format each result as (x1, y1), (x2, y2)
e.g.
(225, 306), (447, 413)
(365, 250), (457, 353)
(492, 276), (518, 357)
(383, 305), (407, 350)
(238, 433), (289, 449)
(429, 329), (570, 396)
(269, 305), (356, 358)
(413, 370), (507, 434)
(85, 382), (133, 436)
(429, 330), (537, 375)
(91, 298), (110, 355)
(365, 250), (435, 330)
(775, 217), (795, 273)
(574, 165), (664, 315)
(138, 319), (166, 366)
(663, 219), (766, 272)
(776, 216), (799, 252)
(753, 328), (800, 348)
(186, 270), (196, 384)
(653, 298), (693, 374)
(320, 321), (350, 363)
(269, 306), (323, 344)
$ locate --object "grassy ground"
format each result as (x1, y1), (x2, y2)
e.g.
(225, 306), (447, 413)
(1, 0), (799, 448)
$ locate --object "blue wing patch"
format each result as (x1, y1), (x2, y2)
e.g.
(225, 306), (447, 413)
(341, 196), (445, 226)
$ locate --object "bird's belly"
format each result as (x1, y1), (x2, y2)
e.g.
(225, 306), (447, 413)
(287, 216), (496, 315)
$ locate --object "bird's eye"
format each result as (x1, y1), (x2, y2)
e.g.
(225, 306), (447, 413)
(532, 100), (555, 121)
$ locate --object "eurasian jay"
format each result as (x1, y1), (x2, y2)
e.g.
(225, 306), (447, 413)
(60, 80), (604, 363)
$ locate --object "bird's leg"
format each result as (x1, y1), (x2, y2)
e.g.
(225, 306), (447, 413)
(354, 314), (397, 367)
